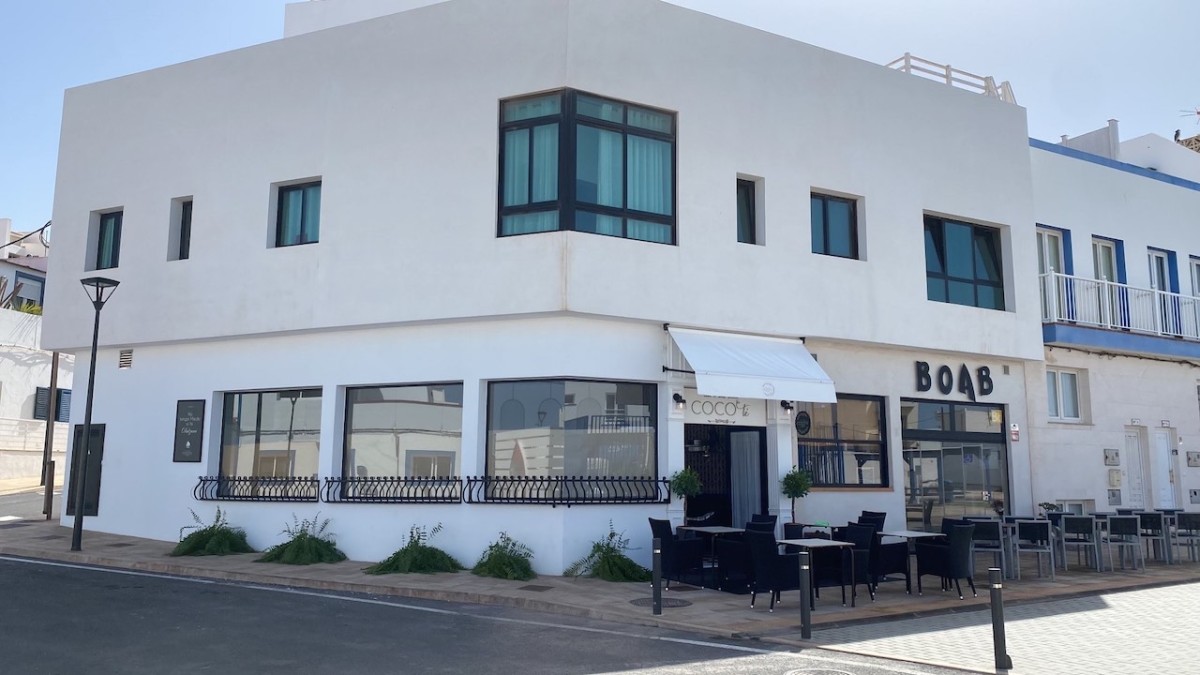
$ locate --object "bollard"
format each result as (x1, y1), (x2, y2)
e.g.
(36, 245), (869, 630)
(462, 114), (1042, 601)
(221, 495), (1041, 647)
(651, 537), (662, 616)
(798, 550), (812, 640)
(988, 567), (1013, 670)
(43, 460), (55, 520)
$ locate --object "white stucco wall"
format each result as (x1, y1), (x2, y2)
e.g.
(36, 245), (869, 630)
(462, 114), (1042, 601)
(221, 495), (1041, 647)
(1120, 133), (1200, 184)
(0, 308), (74, 480)
(283, 0), (448, 36)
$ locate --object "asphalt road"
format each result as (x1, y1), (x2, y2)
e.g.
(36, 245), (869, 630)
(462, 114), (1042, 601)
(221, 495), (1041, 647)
(0, 557), (965, 675)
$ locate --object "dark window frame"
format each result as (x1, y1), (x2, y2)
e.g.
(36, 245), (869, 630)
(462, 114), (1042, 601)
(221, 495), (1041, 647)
(736, 179), (757, 245)
(13, 270), (45, 307)
(178, 199), (192, 260)
(218, 387), (323, 479)
(924, 215), (1005, 310)
(810, 193), (858, 259)
(96, 211), (122, 270)
(497, 89), (677, 245)
(340, 381), (465, 479)
(797, 393), (888, 488)
(275, 181), (322, 248)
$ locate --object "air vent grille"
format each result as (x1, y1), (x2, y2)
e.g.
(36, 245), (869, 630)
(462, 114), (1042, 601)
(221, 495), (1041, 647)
(118, 349), (133, 369)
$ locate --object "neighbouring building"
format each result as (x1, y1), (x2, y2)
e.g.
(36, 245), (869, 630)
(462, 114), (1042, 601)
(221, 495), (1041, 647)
(45, 0), (1101, 573)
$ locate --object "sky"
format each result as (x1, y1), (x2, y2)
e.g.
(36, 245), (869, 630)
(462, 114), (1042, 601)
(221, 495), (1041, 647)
(2, 0), (1198, 237)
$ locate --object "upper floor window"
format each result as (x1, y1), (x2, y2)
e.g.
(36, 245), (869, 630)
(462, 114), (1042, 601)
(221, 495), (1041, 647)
(810, 193), (858, 259)
(275, 181), (321, 247)
(177, 199), (192, 260)
(924, 215), (1004, 310)
(796, 394), (887, 487)
(1046, 368), (1081, 421)
(499, 90), (676, 245)
(736, 179), (757, 244)
(96, 211), (122, 270)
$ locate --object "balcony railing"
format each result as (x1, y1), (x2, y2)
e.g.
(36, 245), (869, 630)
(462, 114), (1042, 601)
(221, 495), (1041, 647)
(194, 476), (319, 502)
(1040, 272), (1200, 341)
(322, 476), (462, 503)
(886, 52), (1017, 104)
(464, 476), (670, 506)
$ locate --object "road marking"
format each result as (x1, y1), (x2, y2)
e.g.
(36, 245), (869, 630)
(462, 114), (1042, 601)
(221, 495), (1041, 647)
(0, 556), (938, 674)
(0, 516), (22, 522)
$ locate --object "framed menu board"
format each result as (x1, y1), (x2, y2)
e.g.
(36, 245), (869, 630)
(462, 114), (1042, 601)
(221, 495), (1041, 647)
(173, 400), (205, 463)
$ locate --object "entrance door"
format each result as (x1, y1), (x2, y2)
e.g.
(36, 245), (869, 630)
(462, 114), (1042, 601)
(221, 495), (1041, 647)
(1092, 238), (1119, 326)
(1124, 431), (1145, 509)
(65, 424), (105, 517)
(684, 424), (767, 527)
(1148, 250), (1175, 334)
(1037, 229), (1066, 319)
(1151, 429), (1176, 509)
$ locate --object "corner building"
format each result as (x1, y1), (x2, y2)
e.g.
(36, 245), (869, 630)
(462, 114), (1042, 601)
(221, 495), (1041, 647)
(45, 0), (1042, 572)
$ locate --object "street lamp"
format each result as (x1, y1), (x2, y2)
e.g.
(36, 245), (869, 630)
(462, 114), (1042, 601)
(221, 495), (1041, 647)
(70, 276), (119, 551)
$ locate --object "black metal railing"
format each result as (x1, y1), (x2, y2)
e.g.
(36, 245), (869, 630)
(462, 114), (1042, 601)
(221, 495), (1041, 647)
(322, 476), (463, 503)
(194, 476), (319, 502)
(464, 476), (670, 506)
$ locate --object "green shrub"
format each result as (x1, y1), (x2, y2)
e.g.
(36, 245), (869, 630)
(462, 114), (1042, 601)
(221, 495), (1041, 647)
(170, 507), (255, 557)
(564, 521), (650, 582)
(473, 532), (536, 581)
(255, 514), (347, 565)
(365, 523), (462, 575)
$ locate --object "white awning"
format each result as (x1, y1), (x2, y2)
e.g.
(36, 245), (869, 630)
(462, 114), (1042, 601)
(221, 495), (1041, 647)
(668, 327), (836, 402)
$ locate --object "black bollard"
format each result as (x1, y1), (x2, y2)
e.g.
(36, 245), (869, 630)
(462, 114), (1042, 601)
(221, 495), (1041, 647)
(652, 537), (662, 615)
(799, 550), (812, 640)
(988, 567), (1013, 670)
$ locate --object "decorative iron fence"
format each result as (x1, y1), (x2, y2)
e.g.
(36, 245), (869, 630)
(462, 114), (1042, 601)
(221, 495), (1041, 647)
(464, 476), (670, 506)
(322, 476), (462, 503)
(193, 476), (319, 502)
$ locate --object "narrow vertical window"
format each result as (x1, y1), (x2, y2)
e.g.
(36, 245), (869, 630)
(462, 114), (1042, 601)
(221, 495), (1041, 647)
(275, 181), (321, 247)
(736, 179), (756, 244)
(178, 200), (192, 260)
(96, 211), (122, 270)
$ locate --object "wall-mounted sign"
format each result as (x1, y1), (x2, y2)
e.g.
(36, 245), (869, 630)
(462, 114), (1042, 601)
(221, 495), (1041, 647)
(795, 410), (812, 435)
(915, 361), (993, 402)
(173, 399), (205, 463)
(683, 389), (766, 427)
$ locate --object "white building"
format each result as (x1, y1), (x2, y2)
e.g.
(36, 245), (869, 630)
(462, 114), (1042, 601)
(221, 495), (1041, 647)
(0, 307), (74, 483)
(44, 0), (1043, 572)
(1030, 122), (1200, 515)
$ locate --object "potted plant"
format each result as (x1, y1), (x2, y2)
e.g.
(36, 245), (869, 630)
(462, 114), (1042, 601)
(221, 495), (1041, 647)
(1038, 501), (1062, 518)
(780, 466), (813, 524)
(668, 467), (702, 520)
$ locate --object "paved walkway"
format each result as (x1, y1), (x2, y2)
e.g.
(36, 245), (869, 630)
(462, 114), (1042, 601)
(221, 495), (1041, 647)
(1, 519), (1198, 673)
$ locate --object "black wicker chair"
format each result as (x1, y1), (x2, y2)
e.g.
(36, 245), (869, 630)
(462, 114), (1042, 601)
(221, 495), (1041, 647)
(648, 518), (705, 589)
(745, 530), (800, 611)
(915, 522), (976, 599)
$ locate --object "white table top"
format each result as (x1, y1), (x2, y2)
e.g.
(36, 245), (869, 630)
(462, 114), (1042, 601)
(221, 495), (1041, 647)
(678, 526), (745, 534)
(777, 538), (853, 548)
(879, 530), (945, 539)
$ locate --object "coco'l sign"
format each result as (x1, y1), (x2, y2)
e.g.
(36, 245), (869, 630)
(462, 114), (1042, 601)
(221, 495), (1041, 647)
(915, 361), (994, 402)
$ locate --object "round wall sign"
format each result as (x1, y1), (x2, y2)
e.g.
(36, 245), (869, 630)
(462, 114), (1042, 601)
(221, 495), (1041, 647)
(795, 410), (811, 435)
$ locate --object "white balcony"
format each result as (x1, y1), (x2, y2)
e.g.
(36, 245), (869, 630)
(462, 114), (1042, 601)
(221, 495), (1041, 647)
(1040, 272), (1200, 342)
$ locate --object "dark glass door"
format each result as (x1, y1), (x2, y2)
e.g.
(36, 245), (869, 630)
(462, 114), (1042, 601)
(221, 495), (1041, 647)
(684, 424), (767, 527)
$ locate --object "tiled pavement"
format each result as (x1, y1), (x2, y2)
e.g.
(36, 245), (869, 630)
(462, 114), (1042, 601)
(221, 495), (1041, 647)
(1, 519), (1198, 673)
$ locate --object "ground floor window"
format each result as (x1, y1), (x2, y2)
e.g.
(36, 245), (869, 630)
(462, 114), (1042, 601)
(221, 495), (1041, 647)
(486, 379), (657, 476)
(900, 399), (1008, 530)
(796, 394), (887, 487)
(220, 388), (322, 477)
(343, 383), (464, 478)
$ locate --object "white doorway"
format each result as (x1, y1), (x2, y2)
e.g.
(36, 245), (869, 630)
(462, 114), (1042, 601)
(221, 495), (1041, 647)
(1151, 429), (1177, 509)
(1124, 430), (1146, 509)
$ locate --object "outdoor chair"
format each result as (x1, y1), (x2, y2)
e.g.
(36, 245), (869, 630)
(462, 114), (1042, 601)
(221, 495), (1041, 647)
(858, 513), (886, 532)
(840, 522), (877, 603)
(871, 533), (912, 594)
(1136, 512), (1172, 564)
(970, 519), (1006, 577)
(1104, 515), (1144, 570)
(1014, 520), (1055, 580)
(781, 522), (806, 553)
(809, 543), (850, 607)
(648, 518), (705, 589)
(750, 513), (778, 528)
(1060, 515), (1101, 571)
(743, 520), (776, 538)
(745, 530), (800, 611)
(1173, 513), (1200, 563)
(915, 522), (976, 599)
(714, 537), (753, 594)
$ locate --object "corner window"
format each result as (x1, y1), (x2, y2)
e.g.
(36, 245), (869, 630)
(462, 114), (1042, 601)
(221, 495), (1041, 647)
(343, 384), (464, 478)
(810, 193), (857, 259)
(924, 215), (1005, 310)
(96, 211), (122, 270)
(1047, 369), (1081, 421)
(486, 379), (657, 477)
(736, 179), (758, 245)
(220, 389), (322, 477)
(498, 89), (676, 244)
(275, 181), (321, 247)
(796, 395), (887, 487)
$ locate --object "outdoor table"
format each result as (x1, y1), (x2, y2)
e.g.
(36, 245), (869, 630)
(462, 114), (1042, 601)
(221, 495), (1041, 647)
(677, 525), (744, 588)
(777, 538), (856, 608)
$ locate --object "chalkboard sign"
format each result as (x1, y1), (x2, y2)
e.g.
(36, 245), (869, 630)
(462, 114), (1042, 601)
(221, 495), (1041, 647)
(173, 400), (205, 463)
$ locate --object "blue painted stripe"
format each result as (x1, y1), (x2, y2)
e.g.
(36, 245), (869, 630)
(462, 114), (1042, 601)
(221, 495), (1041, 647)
(1043, 322), (1200, 360)
(1029, 138), (1200, 193)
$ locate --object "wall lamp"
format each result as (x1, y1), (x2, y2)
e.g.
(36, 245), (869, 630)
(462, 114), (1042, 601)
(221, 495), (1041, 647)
(672, 393), (686, 410)
(780, 400), (795, 415)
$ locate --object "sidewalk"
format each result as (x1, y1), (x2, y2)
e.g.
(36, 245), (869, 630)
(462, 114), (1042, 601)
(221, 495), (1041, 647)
(0, 475), (53, 496)
(2, 519), (1198, 673)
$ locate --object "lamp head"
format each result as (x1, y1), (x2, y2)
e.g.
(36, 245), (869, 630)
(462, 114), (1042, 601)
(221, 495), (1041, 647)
(672, 392), (686, 410)
(780, 400), (795, 415)
(80, 276), (120, 309)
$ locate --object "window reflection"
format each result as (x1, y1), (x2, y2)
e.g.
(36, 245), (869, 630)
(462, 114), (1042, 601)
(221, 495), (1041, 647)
(343, 384), (464, 478)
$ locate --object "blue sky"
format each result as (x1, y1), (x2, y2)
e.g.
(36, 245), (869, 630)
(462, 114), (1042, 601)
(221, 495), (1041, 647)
(2, 0), (1197, 237)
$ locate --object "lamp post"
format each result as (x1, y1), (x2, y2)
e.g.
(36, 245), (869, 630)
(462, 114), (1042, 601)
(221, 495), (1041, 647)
(70, 276), (119, 551)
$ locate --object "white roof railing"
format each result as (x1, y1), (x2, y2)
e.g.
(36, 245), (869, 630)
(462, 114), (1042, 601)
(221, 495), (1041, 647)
(886, 53), (1017, 105)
